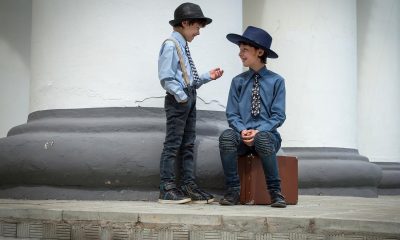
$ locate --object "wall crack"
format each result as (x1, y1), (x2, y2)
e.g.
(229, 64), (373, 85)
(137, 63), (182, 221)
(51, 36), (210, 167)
(134, 95), (226, 110)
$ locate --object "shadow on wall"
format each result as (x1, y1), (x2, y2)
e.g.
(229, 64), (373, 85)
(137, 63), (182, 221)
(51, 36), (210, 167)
(0, 0), (31, 137)
(357, 0), (373, 68)
(0, 0), (31, 68)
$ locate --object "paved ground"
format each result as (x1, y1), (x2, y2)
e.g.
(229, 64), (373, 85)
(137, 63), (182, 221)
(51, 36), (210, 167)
(0, 195), (399, 239)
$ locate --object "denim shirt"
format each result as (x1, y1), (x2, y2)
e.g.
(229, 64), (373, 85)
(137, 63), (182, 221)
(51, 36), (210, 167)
(158, 31), (211, 102)
(226, 66), (286, 136)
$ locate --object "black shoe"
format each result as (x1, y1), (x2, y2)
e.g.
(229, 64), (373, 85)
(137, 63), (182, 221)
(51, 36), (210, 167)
(219, 190), (240, 205)
(181, 182), (214, 204)
(158, 184), (191, 204)
(270, 192), (287, 208)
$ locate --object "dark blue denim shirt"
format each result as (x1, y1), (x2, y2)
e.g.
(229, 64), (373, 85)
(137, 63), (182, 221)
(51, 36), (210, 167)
(226, 66), (286, 136)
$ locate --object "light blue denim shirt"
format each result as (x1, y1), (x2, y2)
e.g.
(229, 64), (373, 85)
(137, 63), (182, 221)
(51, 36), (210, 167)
(226, 66), (286, 136)
(158, 31), (211, 102)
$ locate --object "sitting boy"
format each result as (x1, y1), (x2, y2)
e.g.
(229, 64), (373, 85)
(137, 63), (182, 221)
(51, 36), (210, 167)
(219, 26), (287, 208)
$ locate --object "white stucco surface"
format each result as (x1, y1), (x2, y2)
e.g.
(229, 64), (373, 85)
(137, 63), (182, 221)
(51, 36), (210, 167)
(244, 0), (358, 149)
(0, 0), (398, 162)
(30, 0), (242, 112)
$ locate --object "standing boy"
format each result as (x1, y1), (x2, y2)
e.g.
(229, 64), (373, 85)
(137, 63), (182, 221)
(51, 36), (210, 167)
(219, 26), (287, 207)
(158, 2), (223, 204)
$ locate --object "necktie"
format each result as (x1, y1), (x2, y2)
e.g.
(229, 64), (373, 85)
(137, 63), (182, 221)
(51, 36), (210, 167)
(251, 73), (261, 117)
(184, 43), (200, 85)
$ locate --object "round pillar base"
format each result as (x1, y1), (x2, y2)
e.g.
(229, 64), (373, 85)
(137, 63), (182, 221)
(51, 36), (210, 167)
(373, 162), (400, 195)
(0, 107), (385, 199)
(282, 147), (382, 197)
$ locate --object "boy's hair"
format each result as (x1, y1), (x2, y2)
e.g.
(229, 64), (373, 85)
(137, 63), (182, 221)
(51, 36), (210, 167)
(239, 41), (268, 64)
(173, 18), (208, 28)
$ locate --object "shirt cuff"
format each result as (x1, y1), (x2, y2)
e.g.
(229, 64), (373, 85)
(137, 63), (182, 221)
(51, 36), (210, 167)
(256, 125), (272, 132)
(200, 72), (212, 83)
(174, 90), (188, 103)
(235, 124), (247, 133)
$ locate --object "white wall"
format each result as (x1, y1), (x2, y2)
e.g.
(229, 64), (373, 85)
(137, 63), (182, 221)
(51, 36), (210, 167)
(244, 0), (358, 148)
(2, 0), (398, 163)
(30, 0), (242, 112)
(358, 0), (400, 162)
(0, 0), (31, 137)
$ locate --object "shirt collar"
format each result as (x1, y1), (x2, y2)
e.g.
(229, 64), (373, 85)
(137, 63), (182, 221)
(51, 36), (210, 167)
(172, 31), (187, 48)
(249, 65), (268, 79)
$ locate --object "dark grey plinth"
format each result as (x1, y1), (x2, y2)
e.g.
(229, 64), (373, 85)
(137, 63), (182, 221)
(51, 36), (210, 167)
(282, 147), (383, 197)
(0, 107), (226, 191)
(0, 107), (387, 199)
(374, 162), (400, 195)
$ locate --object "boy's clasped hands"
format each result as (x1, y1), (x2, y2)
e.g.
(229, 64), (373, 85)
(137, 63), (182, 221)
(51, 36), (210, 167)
(241, 129), (259, 146)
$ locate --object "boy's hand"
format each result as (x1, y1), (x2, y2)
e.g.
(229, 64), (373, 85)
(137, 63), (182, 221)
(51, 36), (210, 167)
(210, 68), (224, 80)
(241, 129), (259, 146)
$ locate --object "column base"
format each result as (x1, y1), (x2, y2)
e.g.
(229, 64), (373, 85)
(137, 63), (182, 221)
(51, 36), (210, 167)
(282, 147), (382, 197)
(373, 162), (400, 195)
(0, 107), (387, 199)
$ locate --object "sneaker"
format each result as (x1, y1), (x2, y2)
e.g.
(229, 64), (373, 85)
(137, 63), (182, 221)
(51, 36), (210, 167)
(219, 190), (240, 205)
(270, 191), (287, 208)
(181, 182), (214, 204)
(158, 184), (191, 204)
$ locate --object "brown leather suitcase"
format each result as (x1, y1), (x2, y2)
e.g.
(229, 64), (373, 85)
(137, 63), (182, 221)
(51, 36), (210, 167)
(238, 154), (298, 205)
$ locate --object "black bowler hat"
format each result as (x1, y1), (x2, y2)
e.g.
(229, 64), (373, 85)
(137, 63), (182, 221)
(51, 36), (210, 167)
(169, 2), (212, 26)
(227, 26), (278, 58)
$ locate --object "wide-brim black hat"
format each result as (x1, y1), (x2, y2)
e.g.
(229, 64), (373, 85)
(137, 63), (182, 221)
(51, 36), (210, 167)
(227, 26), (278, 58)
(169, 2), (212, 26)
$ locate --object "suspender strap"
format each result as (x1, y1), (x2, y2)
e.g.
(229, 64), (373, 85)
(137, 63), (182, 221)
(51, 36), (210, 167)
(163, 38), (190, 88)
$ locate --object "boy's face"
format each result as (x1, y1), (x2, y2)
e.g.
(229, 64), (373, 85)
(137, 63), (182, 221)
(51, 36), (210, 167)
(181, 21), (203, 42)
(239, 43), (264, 68)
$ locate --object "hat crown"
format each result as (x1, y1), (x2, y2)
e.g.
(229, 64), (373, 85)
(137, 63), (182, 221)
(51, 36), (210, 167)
(243, 26), (272, 49)
(174, 2), (204, 19)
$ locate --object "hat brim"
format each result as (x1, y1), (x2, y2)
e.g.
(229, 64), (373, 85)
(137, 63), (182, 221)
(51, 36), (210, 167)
(226, 33), (278, 58)
(169, 17), (212, 26)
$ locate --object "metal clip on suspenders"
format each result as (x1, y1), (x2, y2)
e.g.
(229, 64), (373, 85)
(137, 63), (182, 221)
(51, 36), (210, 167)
(163, 38), (191, 89)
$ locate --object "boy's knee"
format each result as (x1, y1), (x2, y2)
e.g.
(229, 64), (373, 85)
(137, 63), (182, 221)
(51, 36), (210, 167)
(254, 131), (275, 156)
(219, 129), (237, 151)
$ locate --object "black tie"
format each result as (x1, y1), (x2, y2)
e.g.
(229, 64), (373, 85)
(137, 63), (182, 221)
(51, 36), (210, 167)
(184, 43), (200, 85)
(251, 73), (261, 117)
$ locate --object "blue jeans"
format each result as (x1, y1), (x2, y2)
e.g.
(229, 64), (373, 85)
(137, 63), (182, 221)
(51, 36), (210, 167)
(219, 129), (282, 193)
(160, 87), (197, 188)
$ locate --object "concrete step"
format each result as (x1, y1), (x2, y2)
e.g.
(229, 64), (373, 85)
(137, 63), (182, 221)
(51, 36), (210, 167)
(0, 195), (399, 239)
